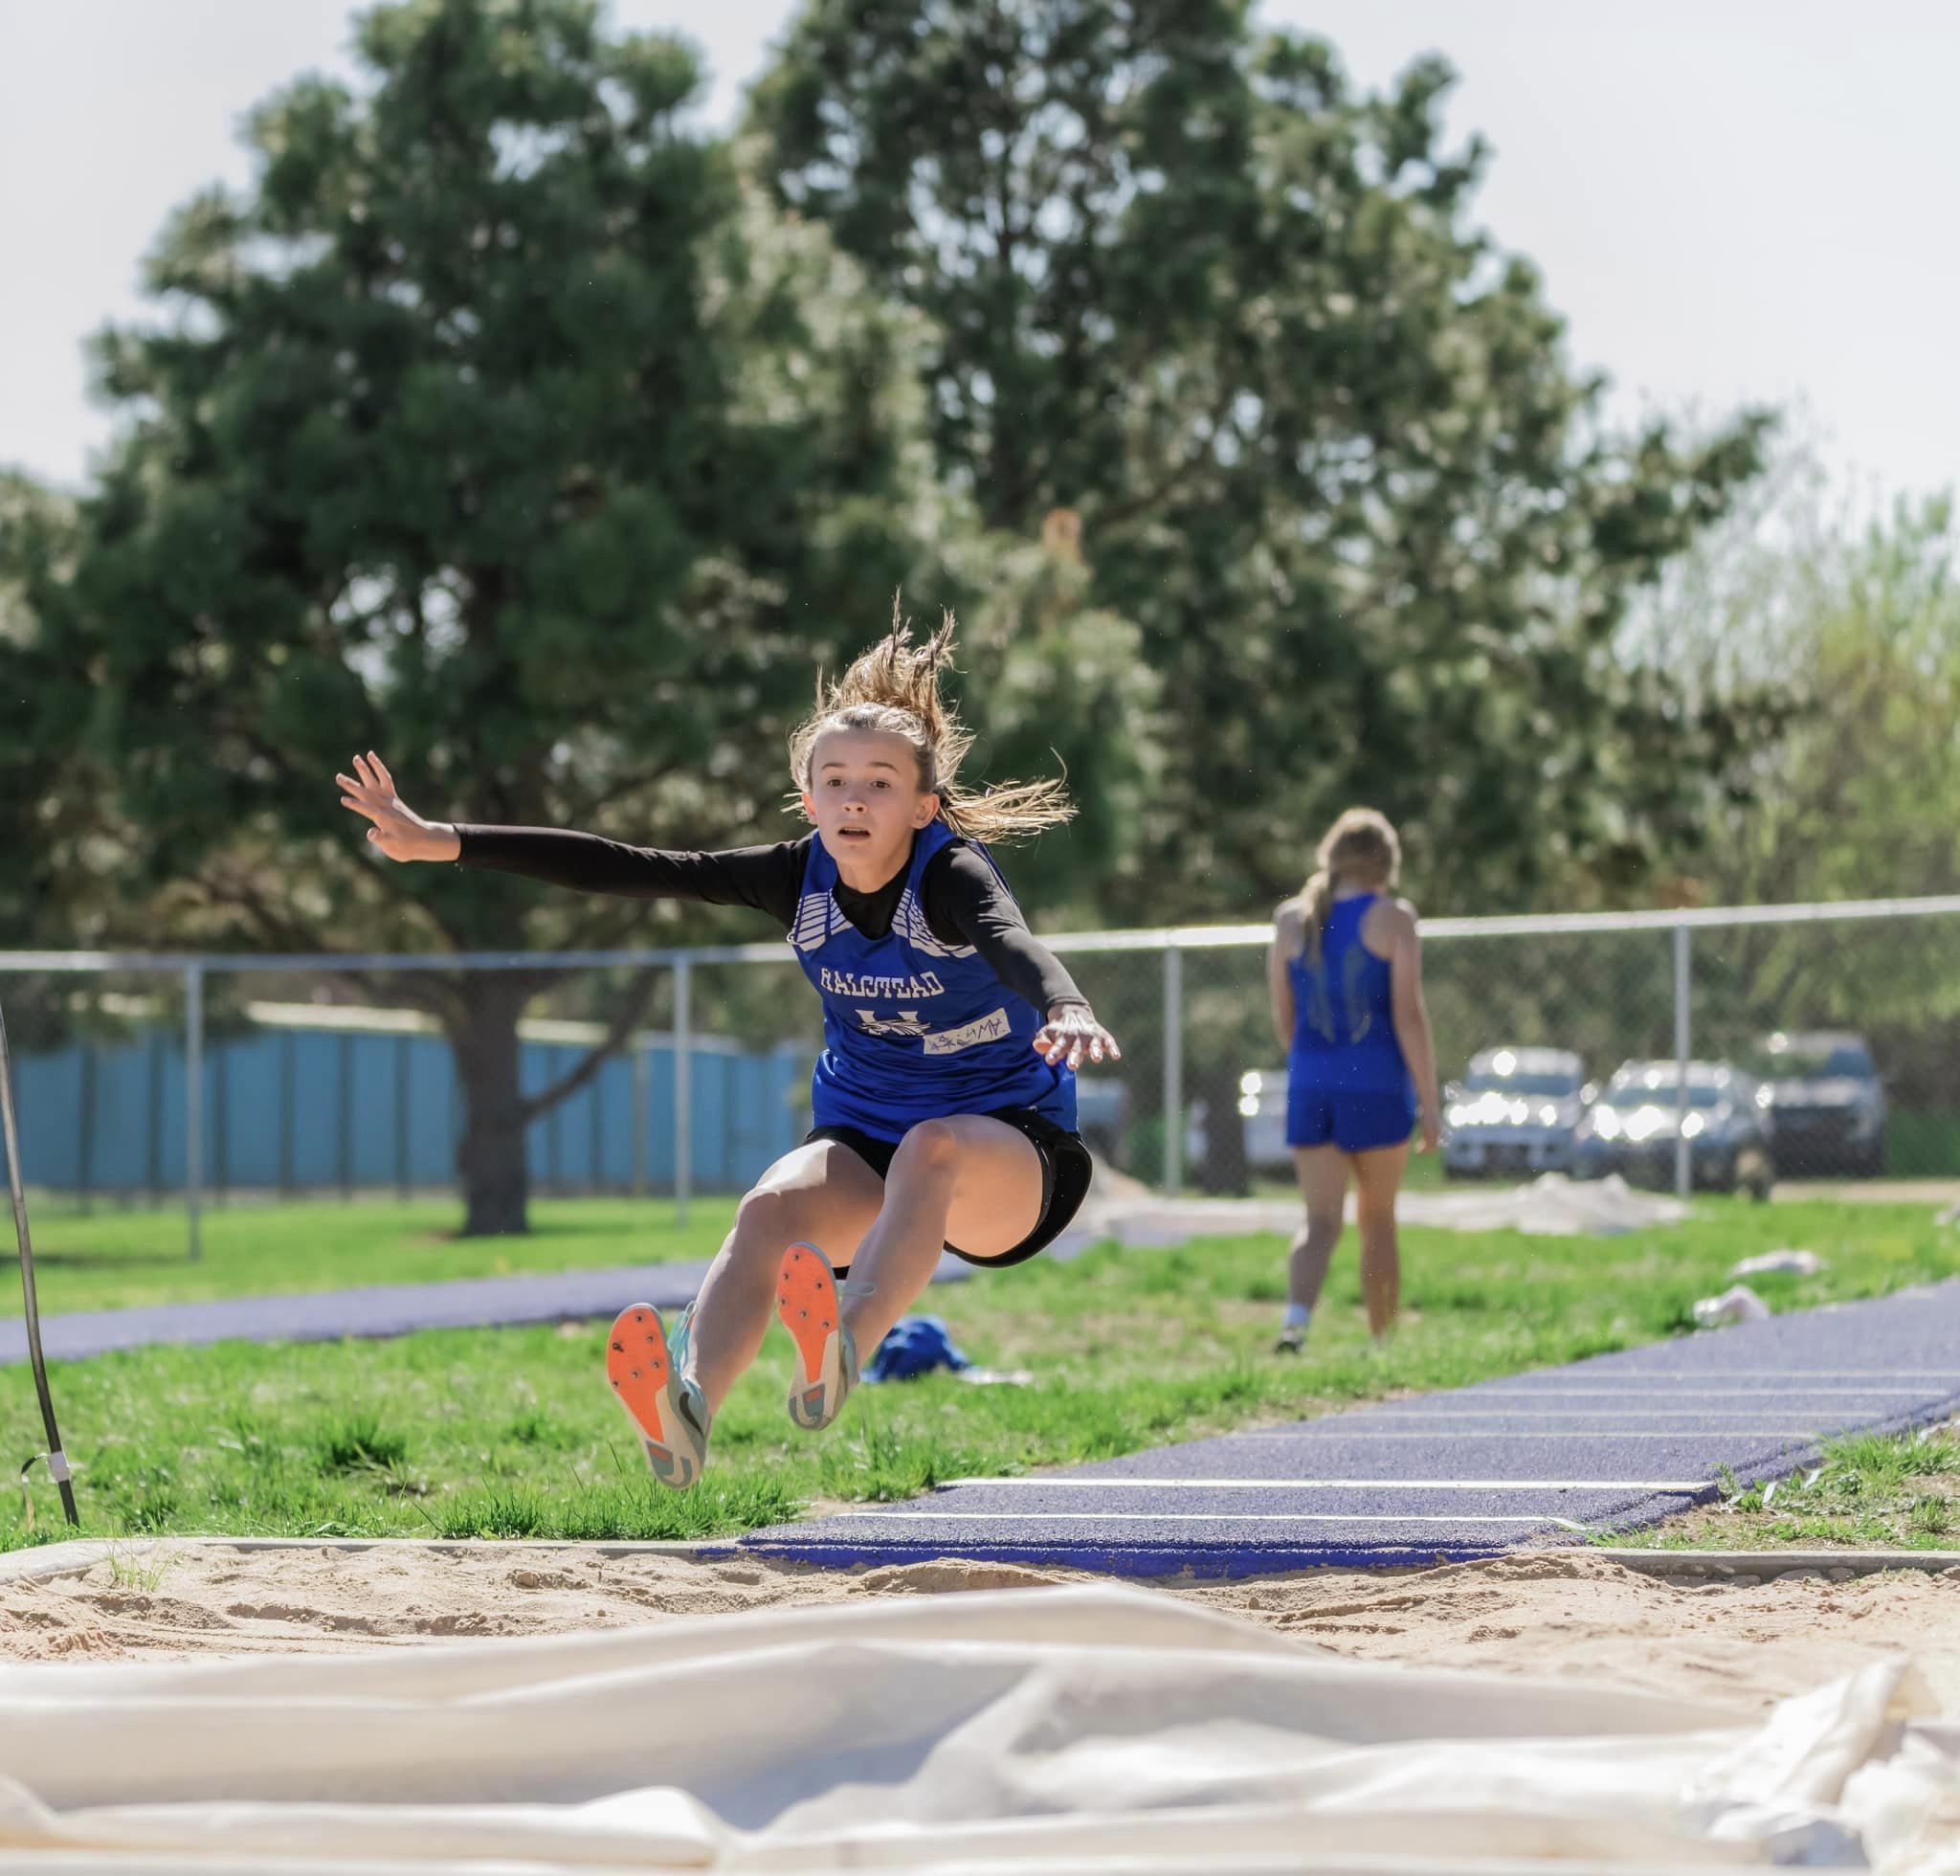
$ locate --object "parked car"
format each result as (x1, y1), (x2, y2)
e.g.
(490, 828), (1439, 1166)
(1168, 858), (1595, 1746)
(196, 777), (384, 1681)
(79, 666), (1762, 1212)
(1441, 1046), (1589, 1180)
(1751, 1031), (1886, 1178)
(1571, 1059), (1773, 1198)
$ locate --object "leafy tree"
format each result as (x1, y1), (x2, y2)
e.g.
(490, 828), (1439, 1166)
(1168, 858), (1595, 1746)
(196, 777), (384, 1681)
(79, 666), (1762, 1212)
(18, 0), (1153, 1233)
(0, 476), (133, 1052)
(1, 477), (83, 949)
(749, 0), (1777, 919)
(1655, 483), (1960, 908)
(1655, 488), (1960, 1118)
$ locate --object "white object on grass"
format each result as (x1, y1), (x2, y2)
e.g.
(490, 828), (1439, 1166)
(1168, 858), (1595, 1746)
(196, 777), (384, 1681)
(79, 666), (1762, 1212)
(1729, 1249), (1824, 1279)
(1693, 1284), (1772, 1329)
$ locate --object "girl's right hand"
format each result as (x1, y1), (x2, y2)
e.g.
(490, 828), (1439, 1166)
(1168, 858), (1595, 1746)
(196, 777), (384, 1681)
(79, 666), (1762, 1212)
(1416, 1101), (1442, 1153)
(336, 752), (461, 862)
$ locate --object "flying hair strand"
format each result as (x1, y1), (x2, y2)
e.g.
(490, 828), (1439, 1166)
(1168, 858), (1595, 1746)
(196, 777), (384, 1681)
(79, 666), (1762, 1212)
(787, 597), (1076, 845)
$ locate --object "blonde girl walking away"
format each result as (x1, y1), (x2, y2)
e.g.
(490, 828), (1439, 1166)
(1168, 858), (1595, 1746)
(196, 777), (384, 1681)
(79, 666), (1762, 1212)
(1266, 809), (1440, 1354)
(336, 608), (1117, 1487)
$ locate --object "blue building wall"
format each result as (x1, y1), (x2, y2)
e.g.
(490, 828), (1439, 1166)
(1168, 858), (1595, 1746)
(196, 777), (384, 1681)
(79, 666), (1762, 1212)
(11, 1024), (811, 1196)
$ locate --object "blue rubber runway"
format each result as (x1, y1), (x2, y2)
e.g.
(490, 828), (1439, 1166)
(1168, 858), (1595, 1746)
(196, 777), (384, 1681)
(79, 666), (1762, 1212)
(739, 1279), (1960, 1577)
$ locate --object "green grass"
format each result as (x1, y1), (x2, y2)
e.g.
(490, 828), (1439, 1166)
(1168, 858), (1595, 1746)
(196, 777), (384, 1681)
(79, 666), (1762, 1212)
(1608, 1422), (1960, 1552)
(4, 1195), (740, 1315)
(2, 1195), (1954, 1550)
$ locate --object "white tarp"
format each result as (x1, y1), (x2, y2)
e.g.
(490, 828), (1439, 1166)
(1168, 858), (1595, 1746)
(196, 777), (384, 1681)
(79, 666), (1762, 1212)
(0, 1584), (1950, 1873)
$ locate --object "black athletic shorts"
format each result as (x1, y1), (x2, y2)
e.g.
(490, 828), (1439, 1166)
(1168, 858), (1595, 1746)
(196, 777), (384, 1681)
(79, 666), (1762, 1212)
(802, 1106), (1095, 1271)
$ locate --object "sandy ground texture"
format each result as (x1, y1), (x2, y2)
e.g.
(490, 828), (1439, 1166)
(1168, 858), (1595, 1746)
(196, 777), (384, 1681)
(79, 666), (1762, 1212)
(1, 1540), (1956, 1716)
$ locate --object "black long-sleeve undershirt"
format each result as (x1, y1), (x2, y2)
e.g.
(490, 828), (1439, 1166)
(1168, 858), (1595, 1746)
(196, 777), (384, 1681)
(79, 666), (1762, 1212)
(452, 825), (1090, 1016)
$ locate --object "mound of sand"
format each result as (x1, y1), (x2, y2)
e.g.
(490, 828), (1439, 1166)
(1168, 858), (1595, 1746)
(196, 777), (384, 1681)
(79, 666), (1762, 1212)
(3, 1539), (1955, 1714)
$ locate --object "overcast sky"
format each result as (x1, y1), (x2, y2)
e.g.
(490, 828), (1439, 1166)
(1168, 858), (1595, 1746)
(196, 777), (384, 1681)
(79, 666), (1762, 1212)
(4, 0), (1952, 507)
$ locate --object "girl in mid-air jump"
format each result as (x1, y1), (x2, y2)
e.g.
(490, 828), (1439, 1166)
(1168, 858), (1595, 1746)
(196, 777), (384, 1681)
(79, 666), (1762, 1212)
(1266, 809), (1439, 1354)
(337, 611), (1118, 1486)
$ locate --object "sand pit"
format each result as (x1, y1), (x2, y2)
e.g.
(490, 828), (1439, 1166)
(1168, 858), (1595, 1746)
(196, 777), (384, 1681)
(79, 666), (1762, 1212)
(3, 1538), (1956, 1713)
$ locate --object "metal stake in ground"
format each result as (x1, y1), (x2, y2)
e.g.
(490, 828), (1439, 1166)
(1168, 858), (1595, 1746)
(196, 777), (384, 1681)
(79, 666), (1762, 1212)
(0, 998), (78, 1526)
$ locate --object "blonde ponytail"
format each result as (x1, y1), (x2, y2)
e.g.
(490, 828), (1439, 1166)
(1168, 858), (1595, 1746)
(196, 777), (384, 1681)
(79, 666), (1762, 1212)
(788, 597), (1076, 844)
(1298, 867), (1336, 969)
(1298, 808), (1402, 967)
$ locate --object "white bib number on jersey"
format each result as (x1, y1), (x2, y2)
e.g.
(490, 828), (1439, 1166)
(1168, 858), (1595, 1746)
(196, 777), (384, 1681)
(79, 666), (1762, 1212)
(921, 1009), (1012, 1057)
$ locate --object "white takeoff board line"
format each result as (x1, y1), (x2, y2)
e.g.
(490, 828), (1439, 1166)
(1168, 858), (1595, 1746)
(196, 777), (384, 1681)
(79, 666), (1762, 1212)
(944, 1477), (1708, 1492)
(818, 1510), (1592, 1531)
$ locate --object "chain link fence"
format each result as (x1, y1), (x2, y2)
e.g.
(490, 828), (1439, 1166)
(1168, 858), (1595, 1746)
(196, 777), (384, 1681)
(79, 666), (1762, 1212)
(6, 895), (1960, 1255)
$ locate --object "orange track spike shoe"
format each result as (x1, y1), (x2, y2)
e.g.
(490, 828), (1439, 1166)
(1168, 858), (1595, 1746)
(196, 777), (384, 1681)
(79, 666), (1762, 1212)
(604, 1300), (711, 1488)
(774, 1244), (874, 1433)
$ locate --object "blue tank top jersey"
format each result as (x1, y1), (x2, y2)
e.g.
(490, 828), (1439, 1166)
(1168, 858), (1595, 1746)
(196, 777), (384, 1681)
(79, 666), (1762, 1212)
(791, 819), (1077, 1141)
(1287, 894), (1413, 1095)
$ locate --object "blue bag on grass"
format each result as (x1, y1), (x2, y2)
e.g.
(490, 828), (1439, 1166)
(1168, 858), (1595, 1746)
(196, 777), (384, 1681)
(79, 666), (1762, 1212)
(862, 1315), (971, 1383)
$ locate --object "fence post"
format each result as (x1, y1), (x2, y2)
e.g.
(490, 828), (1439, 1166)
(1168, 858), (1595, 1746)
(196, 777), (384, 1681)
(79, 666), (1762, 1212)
(673, 954), (692, 1227)
(185, 963), (204, 1262)
(1162, 941), (1183, 1194)
(1673, 923), (1691, 1199)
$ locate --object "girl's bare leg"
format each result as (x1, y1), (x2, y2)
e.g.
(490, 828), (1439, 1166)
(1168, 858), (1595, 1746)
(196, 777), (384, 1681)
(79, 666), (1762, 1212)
(1350, 1140), (1411, 1341)
(837, 1115), (1044, 1353)
(1287, 1145), (1349, 1315)
(684, 1141), (886, 1416)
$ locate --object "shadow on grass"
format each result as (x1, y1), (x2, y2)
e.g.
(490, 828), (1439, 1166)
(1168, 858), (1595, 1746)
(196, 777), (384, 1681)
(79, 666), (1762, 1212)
(424, 1215), (722, 1245)
(13, 1250), (192, 1270)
